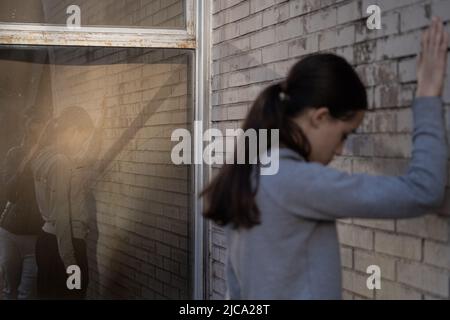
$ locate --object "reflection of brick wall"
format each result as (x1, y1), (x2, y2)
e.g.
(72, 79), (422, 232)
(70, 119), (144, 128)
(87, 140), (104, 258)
(50, 47), (192, 299)
(0, 56), (52, 212)
(42, 0), (185, 28)
(210, 0), (450, 299)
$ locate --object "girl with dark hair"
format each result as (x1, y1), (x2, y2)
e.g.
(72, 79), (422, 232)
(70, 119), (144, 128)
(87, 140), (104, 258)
(28, 106), (99, 299)
(202, 18), (449, 299)
(0, 112), (46, 299)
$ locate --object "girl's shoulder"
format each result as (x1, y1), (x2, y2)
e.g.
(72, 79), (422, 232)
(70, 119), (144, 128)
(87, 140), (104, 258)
(32, 147), (73, 177)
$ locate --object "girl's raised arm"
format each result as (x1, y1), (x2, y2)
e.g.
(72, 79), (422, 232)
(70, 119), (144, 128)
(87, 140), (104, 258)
(263, 18), (449, 221)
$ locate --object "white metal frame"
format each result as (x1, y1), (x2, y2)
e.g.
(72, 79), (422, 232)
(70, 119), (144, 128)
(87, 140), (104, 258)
(0, 0), (210, 300)
(0, 0), (196, 48)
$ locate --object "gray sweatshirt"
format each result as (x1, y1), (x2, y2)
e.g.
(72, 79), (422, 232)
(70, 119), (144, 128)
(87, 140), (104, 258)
(31, 128), (102, 268)
(225, 97), (448, 299)
(32, 147), (80, 268)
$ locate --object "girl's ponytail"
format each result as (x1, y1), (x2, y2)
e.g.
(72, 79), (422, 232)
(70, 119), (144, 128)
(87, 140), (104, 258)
(202, 82), (310, 228)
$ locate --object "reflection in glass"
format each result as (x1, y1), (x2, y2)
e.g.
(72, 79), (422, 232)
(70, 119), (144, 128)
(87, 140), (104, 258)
(0, 46), (193, 299)
(0, 0), (186, 29)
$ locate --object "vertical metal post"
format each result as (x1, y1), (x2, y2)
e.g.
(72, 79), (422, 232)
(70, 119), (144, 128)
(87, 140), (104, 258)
(193, 0), (211, 300)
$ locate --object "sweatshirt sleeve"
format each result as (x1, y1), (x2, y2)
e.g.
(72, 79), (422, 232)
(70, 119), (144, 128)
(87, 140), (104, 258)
(262, 97), (448, 221)
(49, 155), (77, 269)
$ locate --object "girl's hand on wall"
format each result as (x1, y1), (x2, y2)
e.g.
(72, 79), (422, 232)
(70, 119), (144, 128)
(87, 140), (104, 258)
(417, 17), (449, 98)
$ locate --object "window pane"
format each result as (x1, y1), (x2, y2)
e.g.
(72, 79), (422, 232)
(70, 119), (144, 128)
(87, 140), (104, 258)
(0, 46), (193, 299)
(0, 0), (186, 29)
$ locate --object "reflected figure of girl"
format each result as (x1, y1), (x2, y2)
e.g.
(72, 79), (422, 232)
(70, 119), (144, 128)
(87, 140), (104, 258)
(29, 106), (101, 299)
(0, 112), (46, 299)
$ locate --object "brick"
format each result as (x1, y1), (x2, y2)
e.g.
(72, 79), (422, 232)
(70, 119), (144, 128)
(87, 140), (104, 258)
(375, 32), (421, 60)
(215, 9), (233, 28)
(342, 135), (375, 157)
(358, 109), (412, 134)
(374, 232), (422, 260)
(261, 42), (289, 63)
(337, 224), (374, 250)
(362, 0), (424, 13)
(375, 280), (422, 300)
(227, 104), (249, 120)
(238, 13), (262, 36)
(250, 28), (276, 49)
(399, 57), (417, 83)
(319, 25), (355, 50)
(351, 157), (408, 177)
(355, 60), (397, 87)
(215, 0), (243, 13)
(214, 23), (240, 44)
(213, 37), (251, 60)
(374, 85), (401, 108)
(336, 46), (354, 64)
(340, 246), (354, 268)
(249, 65), (280, 83)
(289, 0), (322, 18)
(353, 41), (377, 64)
(342, 290), (354, 300)
(397, 261), (449, 297)
(212, 105), (228, 121)
(250, 0), (274, 14)
(424, 240), (450, 270)
(353, 219), (395, 232)
(400, 3), (431, 32)
(354, 249), (396, 281)
(227, 70), (251, 87)
(337, 1), (361, 24)
(305, 7), (337, 33)
(288, 34), (319, 57)
(213, 278), (227, 295)
(271, 59), (294, 78)
(431, 0), (450, 22)
(342, 269), (375, 299)
(274, 16), (305, 42)
(224, 1), (250, 24)
(396, 215), (449, 242)
(212, 261), (226, 279)
(344, 134), (411, 158)
(262, 2), (289, 27)
(212, 246), (227, 264)
(356, 12), (399, 43)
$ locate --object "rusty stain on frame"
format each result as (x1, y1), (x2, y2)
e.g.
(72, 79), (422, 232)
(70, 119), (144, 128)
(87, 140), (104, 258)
(0, 28), (196, 49)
